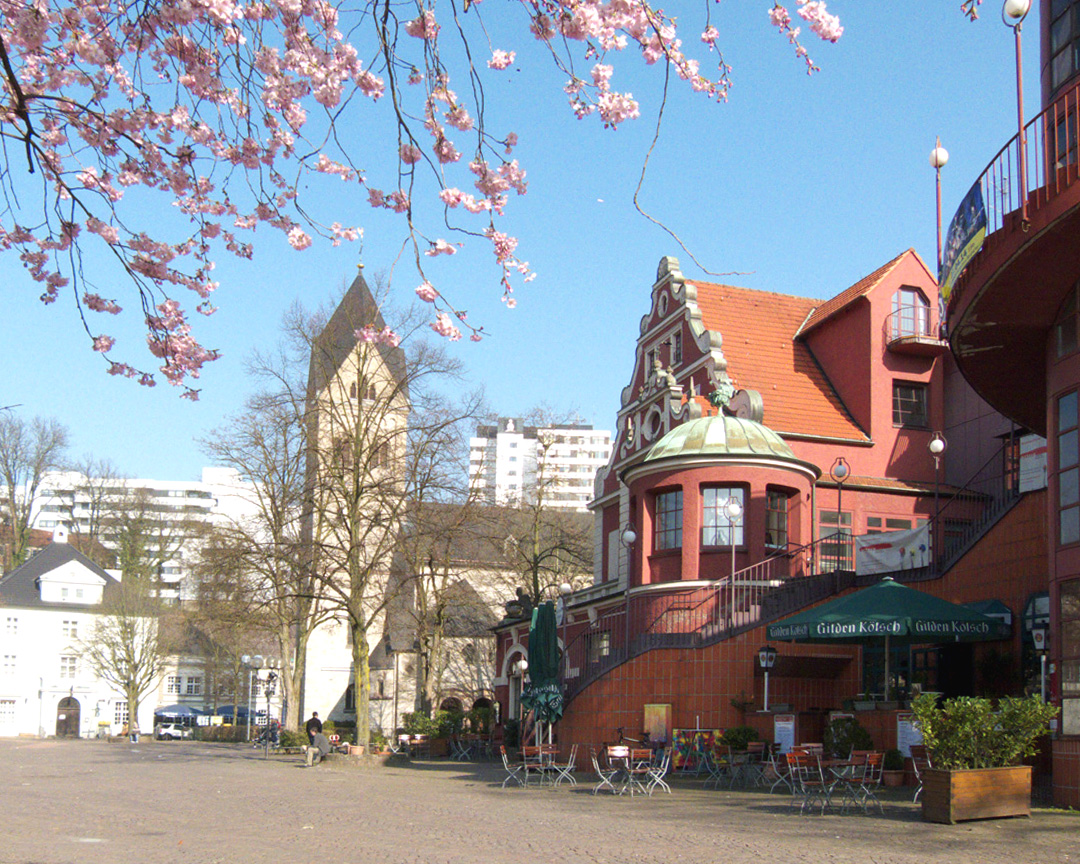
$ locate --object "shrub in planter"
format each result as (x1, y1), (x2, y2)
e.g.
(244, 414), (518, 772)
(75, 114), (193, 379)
(909, 693), (1059, 824)
(402, 712), (440, 737)
(279, 729), (308, 749)
(824, 716), (874, 759)
(720, 726), (759, 751)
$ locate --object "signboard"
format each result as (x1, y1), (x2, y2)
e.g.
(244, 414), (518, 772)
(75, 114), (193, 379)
(855, 524), (931, 574)
(896, 712), (923, 757)
(940, 179), (988, 302)
(1020, 435), (1048, 493)
(774, 714), (796, 754)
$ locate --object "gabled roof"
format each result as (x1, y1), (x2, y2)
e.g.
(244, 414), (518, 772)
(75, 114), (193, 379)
(692, 281), (868, 441)
(797, 249), (927, 337)
(0, 541), (118, 609)
(307, 271), (408, 399)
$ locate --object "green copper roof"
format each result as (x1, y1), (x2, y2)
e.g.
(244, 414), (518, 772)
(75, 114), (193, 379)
(645, 415), (796, 462)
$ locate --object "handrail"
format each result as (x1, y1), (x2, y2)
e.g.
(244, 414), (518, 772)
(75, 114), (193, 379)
(950, 82), (1080, 300)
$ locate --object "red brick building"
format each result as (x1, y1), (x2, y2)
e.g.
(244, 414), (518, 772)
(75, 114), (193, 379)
(494, 249), (1045, 776)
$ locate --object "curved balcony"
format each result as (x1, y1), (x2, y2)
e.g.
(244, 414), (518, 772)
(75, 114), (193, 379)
(947, 84), (1080, 437)
(883, 307), (948, 357)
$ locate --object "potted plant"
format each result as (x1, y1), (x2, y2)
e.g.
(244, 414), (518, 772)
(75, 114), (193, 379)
(823, 716), (873, 759)
(910, 693), (1058, 824)
(882, 748), (905, 786)
(719, 725), (759, 751)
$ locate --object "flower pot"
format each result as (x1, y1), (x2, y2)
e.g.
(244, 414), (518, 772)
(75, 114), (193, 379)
(921, 766), (1032, 824)
(882, 769), (905, 787)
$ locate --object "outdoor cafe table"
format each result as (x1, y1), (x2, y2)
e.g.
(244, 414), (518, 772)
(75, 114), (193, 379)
(818, 757), (863, 811)
(521, 745), (559, 786)
(605, 747), (654, 796)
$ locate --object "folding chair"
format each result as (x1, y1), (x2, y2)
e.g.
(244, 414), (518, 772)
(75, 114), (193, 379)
(500, 745), (525, 788)
(551, 743), (579, 787)
(787, 752), (834, 815)
(702, 746), (730, 790)
(850, 751), (884, 815)
(767, 747), (797, 794)
(910, 745), (932, 803)
(591, 748), (619, 795)
(646, 747), (673, 795)
(622, 748), (654, 796)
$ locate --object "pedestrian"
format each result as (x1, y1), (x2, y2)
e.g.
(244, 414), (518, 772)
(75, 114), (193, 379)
(129, 719), (140, 744)
(305, 711), (322, 744)
(304, 732), (331, 767)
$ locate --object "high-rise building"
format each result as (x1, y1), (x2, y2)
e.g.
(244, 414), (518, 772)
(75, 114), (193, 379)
(468, 418), (612, 512)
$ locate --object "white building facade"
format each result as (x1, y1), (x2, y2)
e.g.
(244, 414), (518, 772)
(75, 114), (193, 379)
(468, 418), (611, 512)
(0, 527), (155, 738)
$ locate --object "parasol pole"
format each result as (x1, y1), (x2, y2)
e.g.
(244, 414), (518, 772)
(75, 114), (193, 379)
(883, 633), (891, 702)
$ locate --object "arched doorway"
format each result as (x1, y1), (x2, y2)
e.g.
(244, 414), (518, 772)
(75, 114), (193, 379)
(55, 696), (81, 738)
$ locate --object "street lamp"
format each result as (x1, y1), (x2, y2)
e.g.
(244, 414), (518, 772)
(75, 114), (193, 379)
(621, 526), (636, 653)
(241, 653), (263, 741)
(758, 645), (778, 712)
(830, 457), (850, 570)
(1003, 0), (1031, 226)
(930, 140), (949, 311)
(929, 432), (948, 569)
(724, 496), (742, 631)
(1033, 628), (1048, 703)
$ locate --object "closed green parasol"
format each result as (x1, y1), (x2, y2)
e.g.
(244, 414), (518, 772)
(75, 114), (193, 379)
(521, 600), (563, 725)
(766, 577), (1011, 699)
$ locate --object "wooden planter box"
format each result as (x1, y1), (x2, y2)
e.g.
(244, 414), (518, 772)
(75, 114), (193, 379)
(921, 766), (1032, 824)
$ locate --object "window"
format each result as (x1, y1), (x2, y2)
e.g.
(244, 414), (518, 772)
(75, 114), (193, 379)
(587, 632), (611, 664)
(344, 683), (356, 713)
(61, 587), (69, 599)
(819, 510), (852, 571)
(4, 617), (16, 636)
(654, 489), (683, 550)
(1059, 390), (1080, 545)
(0, 699), (14, 725)
(893, 382), (928, 428)
(702, 487), (745, 546)
(186, 676), (202, 696)
(1049, 0), (1080, 96)
(349, 381), (358, 399)
(1, 655), (14, 675)
(891, 287), (931, 339)
(671, 331), (683, 366)
(114, 701), (129, 726)
(60, 656), (77, 679)
(62, 620), (77, 639)
(1061, 579), (1080, 698)
(765, 490), (789, 550)
(167, 675), (183, 695)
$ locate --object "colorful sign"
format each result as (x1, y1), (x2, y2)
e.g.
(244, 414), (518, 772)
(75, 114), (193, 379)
(855, 524), (931, 574)
(940, 180), (987, 302)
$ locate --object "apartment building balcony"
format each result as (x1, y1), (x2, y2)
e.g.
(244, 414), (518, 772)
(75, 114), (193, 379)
(947, 83), (1080, 437)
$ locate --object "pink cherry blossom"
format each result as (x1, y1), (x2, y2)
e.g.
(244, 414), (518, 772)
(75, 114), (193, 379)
(415, 281), (439, 302)
(488, 50), (515, 70)
(430, 312), (462, 341)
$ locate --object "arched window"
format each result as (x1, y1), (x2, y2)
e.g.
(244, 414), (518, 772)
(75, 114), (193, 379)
(891, 287), (930, 339)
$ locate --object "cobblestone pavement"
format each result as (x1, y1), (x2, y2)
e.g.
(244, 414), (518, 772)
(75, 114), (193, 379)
(0, 739), (1076, 864)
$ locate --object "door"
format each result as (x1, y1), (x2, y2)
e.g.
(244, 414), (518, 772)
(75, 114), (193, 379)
(55, 696), (81, 738)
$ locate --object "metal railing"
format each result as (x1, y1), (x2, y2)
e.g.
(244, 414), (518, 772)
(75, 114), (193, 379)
(882, 307), (940, 343)
(953, 81), (1080, 276)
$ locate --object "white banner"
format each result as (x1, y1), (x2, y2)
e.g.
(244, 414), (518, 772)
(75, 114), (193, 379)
(855, 524), (931, 574)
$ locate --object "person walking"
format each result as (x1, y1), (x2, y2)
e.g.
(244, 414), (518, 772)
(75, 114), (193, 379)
(305, 711), (322, 744)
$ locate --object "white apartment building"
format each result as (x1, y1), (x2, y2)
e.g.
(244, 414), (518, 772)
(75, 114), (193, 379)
(468, 418), (612, 512)
(30, 467), (259, 602)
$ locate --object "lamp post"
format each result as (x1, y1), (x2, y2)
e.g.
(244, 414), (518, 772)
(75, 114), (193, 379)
(621, 526), (637, 654)
(724, 496), (742, 631)
(1033, 628), (1048, 703)
(829, 458), (850, 570)
(929, 432), (948, 569)
(930, 139), (949, 279)
(263, 666), (277, 759)
(1003, 0), (1031, 226)
(241, 654), (263, 742)
(559, 582), (572, 679)
(758, 645), (778, 712)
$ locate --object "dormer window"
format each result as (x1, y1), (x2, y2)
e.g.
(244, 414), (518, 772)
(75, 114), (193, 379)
(891, 287), (931, 339)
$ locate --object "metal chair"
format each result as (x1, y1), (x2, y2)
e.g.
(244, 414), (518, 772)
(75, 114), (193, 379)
(646, 747), (673, 795)
(500, 745), (525, 788)
(551, 743), (579, 787)
(591, 748), (619, 794)
(849, 751), (884, 815)
(787, 751), (835, 815)
(910, 745), (932, 803)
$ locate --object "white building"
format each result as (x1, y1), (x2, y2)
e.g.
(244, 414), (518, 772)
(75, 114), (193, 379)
(0, 527), (154, 738)
(30, 467), (259, 602)
(468, 418), (611, 512)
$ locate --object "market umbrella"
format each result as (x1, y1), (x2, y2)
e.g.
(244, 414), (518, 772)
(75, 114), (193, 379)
(520, 601), (563, 742)
(153, 704), (206, 718)
(765, 577), (1011, 700)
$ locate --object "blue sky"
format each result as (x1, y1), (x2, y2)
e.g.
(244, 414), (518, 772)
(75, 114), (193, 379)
(0, 3), (1037, 480)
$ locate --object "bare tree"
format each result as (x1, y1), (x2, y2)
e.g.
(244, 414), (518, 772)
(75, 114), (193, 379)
(199, 358), (334, 732)
(0, 413), (69, 569)
(80, 569), (169, 732)
(62, 455), (123, 568)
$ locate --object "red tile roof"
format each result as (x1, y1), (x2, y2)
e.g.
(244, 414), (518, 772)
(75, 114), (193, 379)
(798, 249), (923, 336)
(691, 281), (868, 442)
